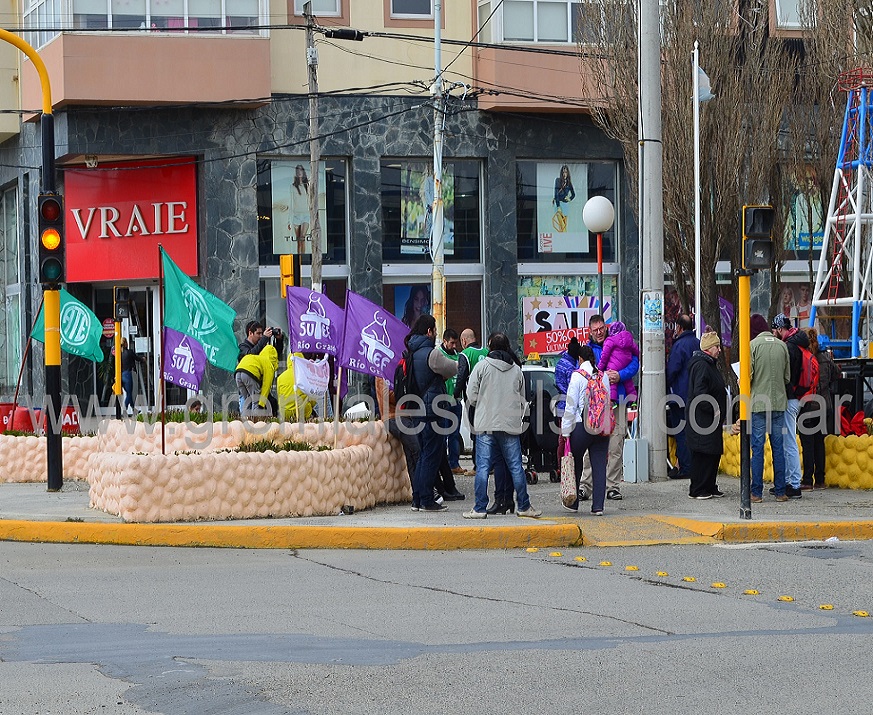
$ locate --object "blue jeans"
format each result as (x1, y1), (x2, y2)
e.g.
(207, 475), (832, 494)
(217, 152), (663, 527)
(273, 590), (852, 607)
(473, 432), (532, 513)
(751, 410), (787, 497)
(121, 370), (134, 410)
(783, 398), (801, 489)
(446, 402), (462, 469)
(413, 416), (446, 508)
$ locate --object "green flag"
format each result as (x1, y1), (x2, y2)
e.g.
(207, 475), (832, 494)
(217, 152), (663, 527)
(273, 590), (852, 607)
(161, 247), (238, 372)
(31, 288), (104, 363)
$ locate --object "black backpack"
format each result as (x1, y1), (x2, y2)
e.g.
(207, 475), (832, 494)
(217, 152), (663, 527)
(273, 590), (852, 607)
(393, 348), (417, 402)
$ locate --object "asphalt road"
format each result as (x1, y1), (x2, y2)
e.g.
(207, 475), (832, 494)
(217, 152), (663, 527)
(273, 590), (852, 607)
(2, 540), (872, 714)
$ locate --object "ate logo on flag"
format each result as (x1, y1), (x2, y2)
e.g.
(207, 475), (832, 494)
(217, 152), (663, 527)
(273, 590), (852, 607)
(182, 284), (218, 336)
(61, 302), (96, 349)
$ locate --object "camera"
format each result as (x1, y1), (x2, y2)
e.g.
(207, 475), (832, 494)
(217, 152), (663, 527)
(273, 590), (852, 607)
(271, 327), (283, 338)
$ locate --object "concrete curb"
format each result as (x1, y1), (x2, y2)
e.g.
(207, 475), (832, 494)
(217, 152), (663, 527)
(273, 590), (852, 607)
(654, 516), (873, 544)
(0, 520), (584, 550)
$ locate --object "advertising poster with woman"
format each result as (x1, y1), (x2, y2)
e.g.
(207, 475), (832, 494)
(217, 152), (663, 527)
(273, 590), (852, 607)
(394, 284), (432, 329)
(400, 162), (454, 256)
(270, 160), (328, 255)
(536, 162), (589, 254)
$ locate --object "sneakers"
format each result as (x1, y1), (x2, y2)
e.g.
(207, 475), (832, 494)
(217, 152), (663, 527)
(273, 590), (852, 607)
(688, 494), (712, 500)
(710, 489), (725, 498)
(442, 491), (466, 501)
(785, 485), (803, 500)
(433, 491), (444, 505)
(578, 490), (590, 502)
(775, 494), (789, 502)
(517, 506), (542, 518)
(410, 504), (421, 511)
(462, 509), (487, 519)
(451, 467), (465, 475)
(561, 503), (579, 513)
(606, 489), (622, 501)
(420, 502), (448, 512)
(750, 495), (763, 503)
(591, 510), (604, 516)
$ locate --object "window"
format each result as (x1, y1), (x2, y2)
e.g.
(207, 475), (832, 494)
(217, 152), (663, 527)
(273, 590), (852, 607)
(480, 0), (584, 44)
(0, 186), (20, 393)
(516, 160), (618, 261)
(23, 0), (267, 46)
(775, 0), (802, 29)
(381, 160), (482, 263)
(257, 159), (348, 266)
(390, 0), (432, 18)
(292, 0), (340, 16)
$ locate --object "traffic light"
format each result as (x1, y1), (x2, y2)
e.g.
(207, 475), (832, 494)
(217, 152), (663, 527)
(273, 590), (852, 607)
(114, 286), (130, 320)
(38, 193), (65, 286)
(279, 254), (295, 297)
(742, 205), (775, 270)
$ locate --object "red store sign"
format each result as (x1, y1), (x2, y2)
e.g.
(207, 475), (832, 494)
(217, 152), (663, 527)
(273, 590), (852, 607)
(64, 158), (198, 282)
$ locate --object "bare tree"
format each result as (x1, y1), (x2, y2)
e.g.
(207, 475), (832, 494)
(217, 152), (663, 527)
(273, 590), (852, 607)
(582, 0), (864, 336)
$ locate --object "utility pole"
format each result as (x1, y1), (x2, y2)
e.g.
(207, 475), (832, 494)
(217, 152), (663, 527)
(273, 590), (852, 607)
(430, 0), (446, 338)
(638, 0), (667, 480)
(304, 2), (322, 293)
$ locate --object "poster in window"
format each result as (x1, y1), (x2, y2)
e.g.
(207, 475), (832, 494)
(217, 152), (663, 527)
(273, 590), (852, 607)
(400, 162), (454, 256)
(393, 284), (432, 329)
(536, 162), (589, 254)
(270, 160), (328, 255)
(783, 164), (824, 252)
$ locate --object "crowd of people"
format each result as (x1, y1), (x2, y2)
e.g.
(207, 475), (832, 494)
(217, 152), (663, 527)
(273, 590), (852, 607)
(233, 297), (846, 517)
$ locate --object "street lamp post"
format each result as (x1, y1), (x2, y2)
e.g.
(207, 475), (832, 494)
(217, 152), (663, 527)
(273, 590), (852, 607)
(583, 196), (615, 314)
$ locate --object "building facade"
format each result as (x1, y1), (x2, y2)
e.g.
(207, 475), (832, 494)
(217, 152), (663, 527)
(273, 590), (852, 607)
(0, 0), (636, 409)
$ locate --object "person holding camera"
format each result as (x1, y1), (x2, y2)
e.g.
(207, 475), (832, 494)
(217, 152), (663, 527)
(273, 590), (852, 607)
(235, 338), (279, 417)
(238, 320), (275, 362)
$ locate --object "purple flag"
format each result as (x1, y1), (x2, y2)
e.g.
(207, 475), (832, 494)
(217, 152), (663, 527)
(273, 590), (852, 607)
(338, 290), (409, 381)
(286, 287), (345, 356)
(162, 327), (207, 391)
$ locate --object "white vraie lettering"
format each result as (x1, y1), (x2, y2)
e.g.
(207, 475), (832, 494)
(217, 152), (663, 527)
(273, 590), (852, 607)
(166, 202), (188, 234)
(99, 207), (121, 238)
(125, 204), (151, 236)
(71, 208), (96, 240)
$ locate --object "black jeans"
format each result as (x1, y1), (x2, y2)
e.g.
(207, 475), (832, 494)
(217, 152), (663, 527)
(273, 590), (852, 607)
(689, 451), (721, 497)
(569, 425), (610, 513)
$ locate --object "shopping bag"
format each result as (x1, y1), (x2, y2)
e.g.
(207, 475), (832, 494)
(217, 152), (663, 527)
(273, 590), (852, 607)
(560, 440), (577, 508)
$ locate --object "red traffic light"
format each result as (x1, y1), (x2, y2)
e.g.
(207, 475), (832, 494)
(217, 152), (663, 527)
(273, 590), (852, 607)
(40, 197), (62, 223)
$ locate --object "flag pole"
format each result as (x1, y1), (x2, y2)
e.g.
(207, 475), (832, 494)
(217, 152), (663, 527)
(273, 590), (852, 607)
(693, 40), (703, 336)
(158, 244), (167, 456)
(333, 365), (342, 449)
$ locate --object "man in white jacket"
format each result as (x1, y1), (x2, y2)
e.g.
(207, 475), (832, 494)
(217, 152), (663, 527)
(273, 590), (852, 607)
(463, 332), (542, 519)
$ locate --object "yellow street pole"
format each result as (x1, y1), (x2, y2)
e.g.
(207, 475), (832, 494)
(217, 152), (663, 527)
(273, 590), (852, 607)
(0, 30), (62, 490)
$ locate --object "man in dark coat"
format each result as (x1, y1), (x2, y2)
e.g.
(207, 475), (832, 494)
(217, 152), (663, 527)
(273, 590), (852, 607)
(684, 331), (728, 499)
(666, 314), (699, 478)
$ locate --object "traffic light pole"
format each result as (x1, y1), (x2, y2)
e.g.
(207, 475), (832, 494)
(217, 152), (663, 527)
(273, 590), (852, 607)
(0, 30), (62, 491)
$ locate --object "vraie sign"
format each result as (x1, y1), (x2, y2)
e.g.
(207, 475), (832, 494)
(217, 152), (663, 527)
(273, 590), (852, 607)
(65, 158), (198, 282)
(70, 202), (190, 240)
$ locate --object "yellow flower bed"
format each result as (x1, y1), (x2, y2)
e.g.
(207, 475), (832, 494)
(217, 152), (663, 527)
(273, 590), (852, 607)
(720, 433), (873, 489)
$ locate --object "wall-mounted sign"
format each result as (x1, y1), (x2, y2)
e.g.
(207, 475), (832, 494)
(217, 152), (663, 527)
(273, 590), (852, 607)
(65, 158), (198, 282)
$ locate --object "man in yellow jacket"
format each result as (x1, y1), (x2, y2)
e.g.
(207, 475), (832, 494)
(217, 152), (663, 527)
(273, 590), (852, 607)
(235, 344), (278, 416)
(277, 354), (318, 422)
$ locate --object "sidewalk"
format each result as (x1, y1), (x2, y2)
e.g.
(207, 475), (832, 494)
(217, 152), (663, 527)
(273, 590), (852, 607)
(3, 460), (873, 549)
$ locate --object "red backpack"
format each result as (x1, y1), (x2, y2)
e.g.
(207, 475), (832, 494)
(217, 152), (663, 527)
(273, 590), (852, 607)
(796, 346), (819, 399)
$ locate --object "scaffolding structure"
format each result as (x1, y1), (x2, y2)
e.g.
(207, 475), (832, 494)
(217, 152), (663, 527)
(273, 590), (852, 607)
(810, 68), (873, 357)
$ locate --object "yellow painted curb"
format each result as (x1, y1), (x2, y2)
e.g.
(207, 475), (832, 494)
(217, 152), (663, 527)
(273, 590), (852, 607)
(651, 516), (724, 538)
(717, 520), (873, 543)
(0, 520), (583, 550)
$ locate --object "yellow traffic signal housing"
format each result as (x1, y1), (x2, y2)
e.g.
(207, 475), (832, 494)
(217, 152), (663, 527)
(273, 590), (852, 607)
(279, 254), (295, 298)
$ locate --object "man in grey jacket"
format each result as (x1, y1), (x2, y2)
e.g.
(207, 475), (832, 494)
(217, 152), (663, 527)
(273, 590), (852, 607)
(463, 332), (542, 519)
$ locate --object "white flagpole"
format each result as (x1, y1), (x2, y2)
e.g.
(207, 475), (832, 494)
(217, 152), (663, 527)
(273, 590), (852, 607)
(693, 41), (703, 337)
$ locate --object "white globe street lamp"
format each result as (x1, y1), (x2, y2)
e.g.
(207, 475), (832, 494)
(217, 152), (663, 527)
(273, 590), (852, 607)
(583, 196), (615, 314)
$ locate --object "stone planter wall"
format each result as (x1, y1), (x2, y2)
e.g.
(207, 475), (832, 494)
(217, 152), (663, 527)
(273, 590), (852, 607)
(0, 435), (98, 482)
(89, 444), (380, 522)
(85, 419), (411, 522)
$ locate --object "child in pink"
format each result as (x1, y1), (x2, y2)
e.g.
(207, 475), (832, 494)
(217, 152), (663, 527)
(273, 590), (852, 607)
(597, 321), (639, 402)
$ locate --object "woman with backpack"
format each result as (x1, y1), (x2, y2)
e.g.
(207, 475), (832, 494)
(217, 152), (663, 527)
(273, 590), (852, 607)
(560, 344), (612, 515)
(800, 328), (838, 490)
(684, 331), (728, 499)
